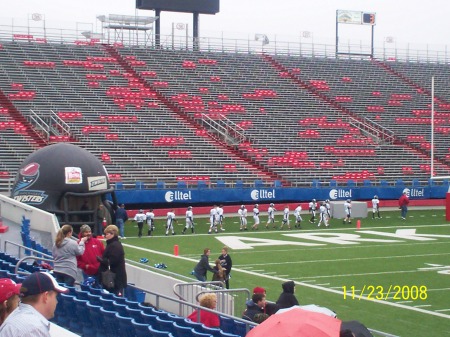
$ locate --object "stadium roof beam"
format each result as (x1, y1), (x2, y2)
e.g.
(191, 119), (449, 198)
(136, 0), (220, 50)
(97, 14), (158, 46)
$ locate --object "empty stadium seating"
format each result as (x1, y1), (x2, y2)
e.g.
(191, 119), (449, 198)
(0, 39), (449, 190)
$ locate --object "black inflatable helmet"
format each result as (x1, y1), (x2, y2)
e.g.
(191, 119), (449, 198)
(11, 143), (116, 223)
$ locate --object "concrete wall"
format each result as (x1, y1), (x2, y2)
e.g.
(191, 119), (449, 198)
(330, 201), (367, 219)
(0, 194), (59, 250)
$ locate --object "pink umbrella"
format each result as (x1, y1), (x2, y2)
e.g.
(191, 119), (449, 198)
(246, 307), (342, 337)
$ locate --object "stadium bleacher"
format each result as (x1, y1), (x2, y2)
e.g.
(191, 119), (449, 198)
(1, 40), (449, 192)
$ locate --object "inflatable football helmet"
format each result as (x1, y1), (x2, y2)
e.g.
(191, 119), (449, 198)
(11, 143), (116, 224)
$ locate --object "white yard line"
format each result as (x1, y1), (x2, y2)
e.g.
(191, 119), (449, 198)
(122, 223), (450, 321)
(235, 250), (450, 268)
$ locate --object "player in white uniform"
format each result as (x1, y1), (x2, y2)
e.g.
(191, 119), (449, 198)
(165, 209), (176, 235)
(265, 203), (276, 229)
(279, 205), (291, 229)
(217, 205), (225, 231)
(145, 208), (155, 236)
(182, 206), (194, 234)
(134, 209), (146, 238)
(251, 204), (260, 230)
(238, 205), (248, 231)
(309, 199), (317, 223)
(343, 199), (352, 224)
(318, 202), (329, 227)
(372, 195), (381, 219)
(294, 204), (303, 228)
(209, 205), (218, 234)
(325, 199), (331, 219)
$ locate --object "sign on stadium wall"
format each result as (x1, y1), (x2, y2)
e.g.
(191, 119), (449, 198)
(115, 185), (448, 206)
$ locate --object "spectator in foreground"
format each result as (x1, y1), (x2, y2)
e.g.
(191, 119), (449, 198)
(253, 312), (269, 324)
(98, 225), (127, 296)
(242, 293), (266, 322)
(77, 224), (105, 283)
(252, 286), (279, 315)
(340, 329), (356, 337)
(52, 224), (87, 286)
(0, 272), (68, 337)
(0, 278), (21, 325)
(187, 293), (220, 328)
(193, 248), (217, 282)
(276, 280), (299, 309)
(218, 246), (232, 289)
(212, 259), (225, 283)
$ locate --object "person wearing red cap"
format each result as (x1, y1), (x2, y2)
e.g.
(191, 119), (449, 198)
(0, 272), (68, 336)
(0, 278), (21, 325)
(253, 287), (266, 294)
(252, 286), (280, 315)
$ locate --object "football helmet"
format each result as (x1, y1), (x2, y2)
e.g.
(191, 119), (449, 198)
(11, 143), (116, 224)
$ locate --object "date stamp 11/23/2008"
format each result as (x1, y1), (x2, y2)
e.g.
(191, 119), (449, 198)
(342, 285), (428, 301)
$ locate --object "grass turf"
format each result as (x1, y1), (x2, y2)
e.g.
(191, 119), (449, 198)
(121, 209), (450, 337)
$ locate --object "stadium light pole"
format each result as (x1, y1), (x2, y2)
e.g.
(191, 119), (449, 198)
(429, 76), (450, 181)
(431, 76), (435, 179)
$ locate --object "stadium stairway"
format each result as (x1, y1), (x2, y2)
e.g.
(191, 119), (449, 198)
(103, 44), (287, 185)
(260, 52), (450, 179)
(0, 88), (46, 148)
(260, 53), (395, 144)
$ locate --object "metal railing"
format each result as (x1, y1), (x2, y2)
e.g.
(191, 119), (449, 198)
(174, 281), (251, 317)
(27, 109), (50, 141)
(200, 114), (247, 146)
(0, 21), (450, 64)
(4, 239), (53, 261)
(3, 239), (399, 336)
(26, 109), (71, 141)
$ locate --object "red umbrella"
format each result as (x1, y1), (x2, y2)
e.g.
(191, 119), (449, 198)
(246, 307), (342, 337)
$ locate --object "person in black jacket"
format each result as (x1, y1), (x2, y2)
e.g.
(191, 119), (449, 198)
(242, 293), (266, 322)
(218, 246), (232, 289)
(193, 248), (217, 282)
(98, 225), (127, 296)
(276, 280), (299, 309)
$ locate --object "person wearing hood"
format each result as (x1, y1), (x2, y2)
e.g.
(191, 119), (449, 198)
(276, 280), (299, 309)
(52, 224), (87, 286)
(77, 224), (105, 283)
(193, 248), (218, 282)
(242, 293), (266, 321)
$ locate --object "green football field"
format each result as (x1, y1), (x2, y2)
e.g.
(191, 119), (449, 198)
(120, 209), (450, 337)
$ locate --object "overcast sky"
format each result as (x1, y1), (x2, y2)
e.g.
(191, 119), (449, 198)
(1, 0), (448, 50)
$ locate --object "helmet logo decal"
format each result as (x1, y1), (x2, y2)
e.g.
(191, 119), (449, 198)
(65, 167), (83, 184)
(12, 162), (48, 204)
(14, 162), (40, 192)
(88, 176), (108, 191)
